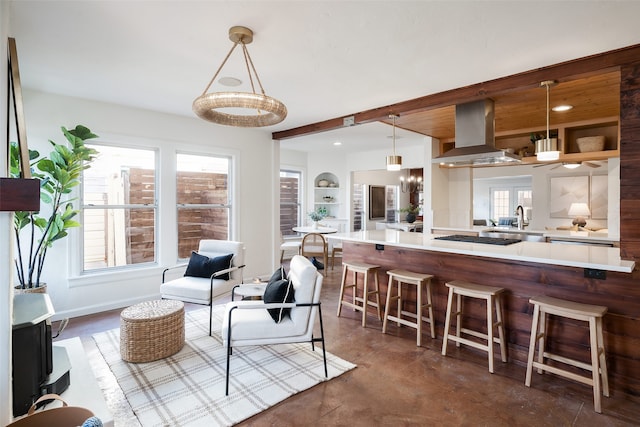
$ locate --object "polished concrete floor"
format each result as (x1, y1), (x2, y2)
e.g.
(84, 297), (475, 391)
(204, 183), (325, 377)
(56, 259), (640, 426)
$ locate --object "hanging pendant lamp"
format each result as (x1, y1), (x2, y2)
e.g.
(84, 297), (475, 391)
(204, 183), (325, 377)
(386, 114), (402, 171)
(536, 80), (560, 161)
(193, 26), (287, 127)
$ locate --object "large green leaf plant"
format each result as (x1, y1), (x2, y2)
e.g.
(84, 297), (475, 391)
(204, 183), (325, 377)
(11, 125), (98, 288)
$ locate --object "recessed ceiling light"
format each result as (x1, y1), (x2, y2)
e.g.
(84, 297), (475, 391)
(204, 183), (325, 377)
(218, 76), (242, 87)
(552, 105), (573, 112)
(333, 141), (342, 146)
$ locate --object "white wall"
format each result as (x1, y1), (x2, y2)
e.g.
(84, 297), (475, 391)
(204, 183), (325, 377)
(15, 90), (276, 320)
(2, 5), (14, 422)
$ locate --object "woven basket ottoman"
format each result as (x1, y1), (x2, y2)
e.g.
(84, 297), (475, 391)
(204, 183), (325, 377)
(120, 299), (185, 363)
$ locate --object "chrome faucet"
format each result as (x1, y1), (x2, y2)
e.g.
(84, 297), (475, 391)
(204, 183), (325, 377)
(515, 205), (525, 230)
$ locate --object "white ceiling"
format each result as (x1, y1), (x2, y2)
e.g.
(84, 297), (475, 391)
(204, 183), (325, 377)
(8, 1), (640, 153)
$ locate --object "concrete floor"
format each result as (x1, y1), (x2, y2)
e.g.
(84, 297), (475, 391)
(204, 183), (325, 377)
(57, 259), (640, 426)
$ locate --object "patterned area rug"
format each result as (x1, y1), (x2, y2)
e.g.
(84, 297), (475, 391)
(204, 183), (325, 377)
(91, 305), (355, 426)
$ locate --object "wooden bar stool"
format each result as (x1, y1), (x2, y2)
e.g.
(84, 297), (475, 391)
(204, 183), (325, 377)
(382, 269), (435, 346)
(441, 281), (507, 373)
(337, 261), (382, 327)
(525, 295), (609, 413)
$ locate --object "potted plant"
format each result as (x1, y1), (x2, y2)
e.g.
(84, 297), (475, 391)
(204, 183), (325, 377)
(399, 204), (420, 223)
(308, 209), (326, 229)
(10, 125), (99, 290)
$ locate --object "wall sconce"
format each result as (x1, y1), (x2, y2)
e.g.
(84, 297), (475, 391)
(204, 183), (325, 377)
(568, 202), (590, 227)
(400, 175), (422, 193)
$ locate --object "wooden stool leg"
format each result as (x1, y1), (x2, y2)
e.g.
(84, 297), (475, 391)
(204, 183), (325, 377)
(361, 271), (369, 327)
(537, 309), (547, 374)
(525, 303), (540, 387)
(487, 295), (495, 373)
(416, 282), (422, 346)
(382, 275), (394, 334)
(337, 264), (349, 317)
(495, 294), (507, 363)
(597, 316), (609, 397)
(589, 317), (602, 413)
(396, 281), (403, 327)
(373, 271), (382, 320)
(425, 280), (435, 339)
(441, 287), (454, 356)
(455, 293), (462, 348)
(352, 270), (358, 311)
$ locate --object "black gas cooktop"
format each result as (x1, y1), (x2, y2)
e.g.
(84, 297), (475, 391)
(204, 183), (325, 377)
(435, 234), (522, 246)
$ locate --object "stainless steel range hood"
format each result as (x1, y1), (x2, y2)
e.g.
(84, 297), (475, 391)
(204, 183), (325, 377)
(432, 99), (521, 166)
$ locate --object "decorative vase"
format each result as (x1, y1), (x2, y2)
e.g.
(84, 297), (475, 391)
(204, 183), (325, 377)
(312, 221), (319, 230)
(14, 283), (47, 294)
(405, 213), (416, 223)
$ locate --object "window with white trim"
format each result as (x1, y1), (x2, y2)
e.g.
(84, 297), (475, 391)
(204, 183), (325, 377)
(81, 144), (157, 271)
(177, 153), (231, 258)
(280, 169), (302, 237)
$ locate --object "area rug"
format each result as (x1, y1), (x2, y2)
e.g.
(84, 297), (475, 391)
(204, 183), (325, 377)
(90, 304), (355, 427)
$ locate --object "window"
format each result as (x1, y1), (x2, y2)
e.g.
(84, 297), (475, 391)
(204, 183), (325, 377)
(177, 153), (230, 259)
(280, 169), (301, 237)
(82, 144), (157, 271)
(490, 187), (532, 222)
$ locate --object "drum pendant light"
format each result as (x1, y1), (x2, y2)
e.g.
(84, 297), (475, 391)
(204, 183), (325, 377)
(386, 114), (402, 171)
(193, 26), (287, 127)
(536, 80), (560, 161)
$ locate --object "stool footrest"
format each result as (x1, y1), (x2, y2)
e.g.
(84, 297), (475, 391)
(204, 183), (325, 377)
(445, 334), (490, 352)
(385, 315), (419, 329)
(532, 360), (595, 387)
(542, 351), (597, 372)
(458, 327), (503, 344)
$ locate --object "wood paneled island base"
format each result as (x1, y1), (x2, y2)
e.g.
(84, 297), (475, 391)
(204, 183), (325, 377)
(342, 240), (640, 398)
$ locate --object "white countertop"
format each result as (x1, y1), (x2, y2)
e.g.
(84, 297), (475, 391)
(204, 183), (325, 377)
(431, 226), (619, 243)
(331, 230), (634, 273)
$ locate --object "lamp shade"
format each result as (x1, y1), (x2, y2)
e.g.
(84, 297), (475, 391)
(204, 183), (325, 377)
(386, 155), (402, 171)
(568, 202), (590, 217)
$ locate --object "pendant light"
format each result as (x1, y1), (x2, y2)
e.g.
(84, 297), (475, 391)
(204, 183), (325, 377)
(386, 114), (402, 171)
(193, 26), (287, 127)
(536, 80), (560, 161)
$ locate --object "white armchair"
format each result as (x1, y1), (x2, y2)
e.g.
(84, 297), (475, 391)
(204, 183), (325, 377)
(222, 255), (326, 395)
(161, 240), (245, 336)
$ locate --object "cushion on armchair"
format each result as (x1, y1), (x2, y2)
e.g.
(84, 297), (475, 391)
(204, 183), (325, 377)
(184, 252), (234, 280)
(263, 278), (295, 323)
(268, 265), (287, 283)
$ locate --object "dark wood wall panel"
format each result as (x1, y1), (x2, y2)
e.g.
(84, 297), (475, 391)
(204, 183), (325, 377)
(620, 63), (640, 262)
(343, 241), (640, 397)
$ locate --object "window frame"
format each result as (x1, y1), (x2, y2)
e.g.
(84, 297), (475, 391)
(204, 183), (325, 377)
(176, 151), (233, 260)
(279, 167), (303, 237)
(78, 141), (160, 274)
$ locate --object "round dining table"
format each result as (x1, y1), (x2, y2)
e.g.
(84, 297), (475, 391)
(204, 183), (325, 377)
(292, 226), (338, 234)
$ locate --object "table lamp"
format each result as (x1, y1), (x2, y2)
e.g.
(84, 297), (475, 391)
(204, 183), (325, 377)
(568, 202), (590, 227)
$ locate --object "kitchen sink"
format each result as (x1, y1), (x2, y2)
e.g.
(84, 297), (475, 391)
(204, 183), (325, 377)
(479, 230), (546, 242)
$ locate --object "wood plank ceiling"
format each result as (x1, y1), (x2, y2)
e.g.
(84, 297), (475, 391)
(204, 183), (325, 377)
(385, 70), (620, 141)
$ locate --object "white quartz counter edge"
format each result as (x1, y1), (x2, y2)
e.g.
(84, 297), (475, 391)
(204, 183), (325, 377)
(328, 230), (634, 273)
(431, 226), (619, 243)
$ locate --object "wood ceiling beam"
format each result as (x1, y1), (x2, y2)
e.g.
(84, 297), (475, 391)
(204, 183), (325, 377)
(272, 43), (640, 141)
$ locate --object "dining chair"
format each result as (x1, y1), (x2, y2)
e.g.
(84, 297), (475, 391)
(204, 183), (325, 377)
(280, 230), (302, 264)
(301, 233), (328, 275)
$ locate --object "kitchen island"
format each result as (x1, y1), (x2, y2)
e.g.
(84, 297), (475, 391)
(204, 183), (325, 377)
(329, 230), (639, 396)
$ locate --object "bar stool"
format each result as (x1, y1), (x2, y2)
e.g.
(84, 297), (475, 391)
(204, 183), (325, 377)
(525, 295), (609, 413)
(382, 269), (435, 346)
(337, 261), (382, 327)
(441, 280), (507, 373)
